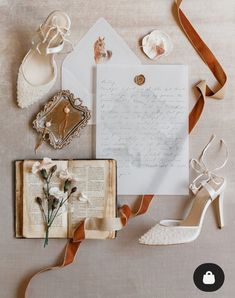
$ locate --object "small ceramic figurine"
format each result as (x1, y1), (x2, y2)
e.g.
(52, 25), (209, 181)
(142, 29), (173, 60)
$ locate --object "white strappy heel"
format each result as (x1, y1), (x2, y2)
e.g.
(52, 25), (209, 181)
(139, 135), (228, 245)
(17, 10), (72, 108)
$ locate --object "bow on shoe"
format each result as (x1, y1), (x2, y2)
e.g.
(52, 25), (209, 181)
(32, 15), (73, 55)
(189, 135), (228, 195)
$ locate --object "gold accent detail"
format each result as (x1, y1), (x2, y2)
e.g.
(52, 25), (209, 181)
(134, 74), (145, 86)
(33, 90), (91, 150)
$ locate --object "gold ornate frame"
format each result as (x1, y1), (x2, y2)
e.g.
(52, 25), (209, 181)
(33, 90), (91, 149)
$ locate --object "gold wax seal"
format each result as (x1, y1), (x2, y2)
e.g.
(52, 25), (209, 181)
(134, 74), (145, 86)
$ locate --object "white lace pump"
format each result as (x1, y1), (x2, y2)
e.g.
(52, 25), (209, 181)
(139, 135), (228, 245)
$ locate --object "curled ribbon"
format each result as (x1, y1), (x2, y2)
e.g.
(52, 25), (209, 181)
(175, 0), (227, 132)
(25, 195), (154, 297)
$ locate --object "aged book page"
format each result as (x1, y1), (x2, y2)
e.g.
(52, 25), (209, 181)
(16, 160), (116, 239)
(68, 160), (116, 239)
(22, 160), (68, 238)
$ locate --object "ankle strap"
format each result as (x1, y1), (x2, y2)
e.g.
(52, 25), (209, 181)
(189, 135), (228, 195)
(31, 16), (73, 55)
(31, 33), (65, 54)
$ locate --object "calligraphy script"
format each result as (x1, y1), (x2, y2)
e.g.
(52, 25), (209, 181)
(96, 65), (189, 195)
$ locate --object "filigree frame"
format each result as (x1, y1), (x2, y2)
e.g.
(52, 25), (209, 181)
(33, 90), (91, 149)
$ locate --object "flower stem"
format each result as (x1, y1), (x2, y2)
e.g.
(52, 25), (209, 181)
(48, 205), (61, 227)
(48, 192), (72, 227)
(44, 225), (49, 247)
(42, 169), (57, 247)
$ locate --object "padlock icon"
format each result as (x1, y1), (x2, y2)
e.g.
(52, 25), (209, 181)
(203, 271), (215, 285)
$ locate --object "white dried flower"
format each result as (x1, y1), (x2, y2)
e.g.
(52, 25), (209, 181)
(49, 187), (67, 201)
(58, 169), (78, 182)
(32, 158), (53, 174)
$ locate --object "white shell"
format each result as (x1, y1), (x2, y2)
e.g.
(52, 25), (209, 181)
(142, 30), (173, 60)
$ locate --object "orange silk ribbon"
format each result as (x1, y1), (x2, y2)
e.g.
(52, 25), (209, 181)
(175, 0), (227, 132)
(25, 1), (227, 296)
(25, 195), (154, 297)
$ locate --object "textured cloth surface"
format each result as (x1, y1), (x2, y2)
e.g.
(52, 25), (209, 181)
(0, 0), (235, 297)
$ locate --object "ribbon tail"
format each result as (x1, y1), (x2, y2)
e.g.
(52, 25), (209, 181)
(24, 196), (154, 297)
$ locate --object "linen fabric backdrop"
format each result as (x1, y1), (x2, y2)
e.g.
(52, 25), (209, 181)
(0, 0), (235, 297)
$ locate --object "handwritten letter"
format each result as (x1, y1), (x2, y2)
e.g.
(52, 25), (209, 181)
(96, 65), (188, 195)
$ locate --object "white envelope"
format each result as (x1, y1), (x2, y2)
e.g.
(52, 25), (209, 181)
(62, 18), (141, 123)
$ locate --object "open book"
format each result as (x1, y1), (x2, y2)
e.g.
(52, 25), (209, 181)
(15, 160), (116, 239)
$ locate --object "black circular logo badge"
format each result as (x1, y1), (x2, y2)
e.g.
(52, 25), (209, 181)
(193, 263), (225, 292)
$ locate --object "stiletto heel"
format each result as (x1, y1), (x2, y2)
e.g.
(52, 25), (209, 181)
(214, 191), (225, 229)
(139, 135), (228, 245)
